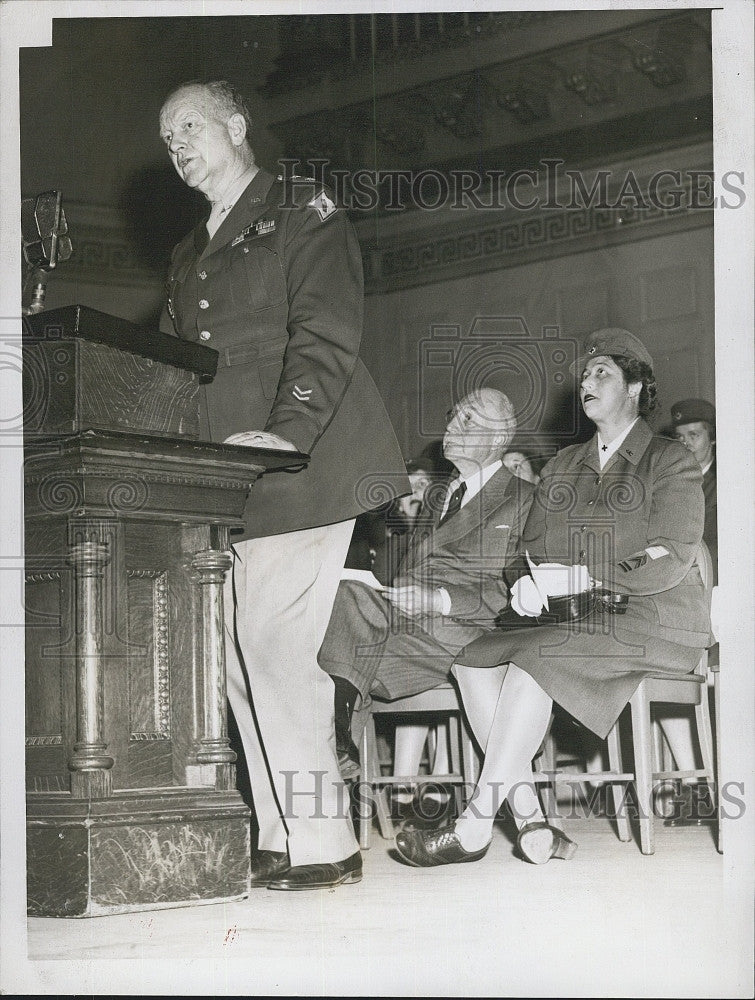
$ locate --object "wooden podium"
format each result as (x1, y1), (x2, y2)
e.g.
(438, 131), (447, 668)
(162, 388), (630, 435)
(22, 305), (307, 916)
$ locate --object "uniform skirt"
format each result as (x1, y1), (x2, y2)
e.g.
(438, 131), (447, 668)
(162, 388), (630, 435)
(456, 610), (704, 739)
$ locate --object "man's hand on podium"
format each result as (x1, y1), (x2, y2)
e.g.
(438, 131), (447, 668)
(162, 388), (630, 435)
(223, 430), (298, 451)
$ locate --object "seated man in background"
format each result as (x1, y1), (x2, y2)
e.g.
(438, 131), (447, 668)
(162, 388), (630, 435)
(344, 456), (439, 588)
(319, 387), (536, 824)
(502, 449), (542, 486)
(671, 399), (717, 582)
(660, 398), (718, 821)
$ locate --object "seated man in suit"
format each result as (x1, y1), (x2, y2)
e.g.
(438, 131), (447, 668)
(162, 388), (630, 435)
(319, 387), (536, 789)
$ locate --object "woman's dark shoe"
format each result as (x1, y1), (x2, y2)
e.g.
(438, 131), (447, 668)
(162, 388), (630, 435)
(267, 851), (362, 890)
(516, 822), (577, 865)
(394, 824), (490, 867)
(249, 850), (290, 888)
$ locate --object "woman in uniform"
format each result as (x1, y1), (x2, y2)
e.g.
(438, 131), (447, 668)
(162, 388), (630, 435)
(394, 328), (710, 867)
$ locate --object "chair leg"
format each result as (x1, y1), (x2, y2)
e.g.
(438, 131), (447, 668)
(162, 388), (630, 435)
(714, 673), (723, 853)
(358, 718), (373, 851)
(539, 713), (556, 773)
(367, 716), (395, 841)
(694, 684), (718, 832)
(446, 717), (460, 773)
(606, 720), (632, 842)
(535, 725), (563, 830)
(652, 715), (667, 771)
(375, 785), (396, 841)
(460, 716), (479, 805)
(629, 689), (655, 855)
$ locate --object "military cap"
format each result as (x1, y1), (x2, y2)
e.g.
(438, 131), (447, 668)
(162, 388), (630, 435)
(570, 327), (653, 375)
(670, 398), (716, 427)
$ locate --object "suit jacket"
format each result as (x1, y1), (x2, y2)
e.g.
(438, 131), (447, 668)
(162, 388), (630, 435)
(394, 466), (536, 641)
(512, 419), (710, 648)
(160, 167), (408, 539)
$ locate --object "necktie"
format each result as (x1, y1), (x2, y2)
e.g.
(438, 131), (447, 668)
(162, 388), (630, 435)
(438, 481), (467, 526)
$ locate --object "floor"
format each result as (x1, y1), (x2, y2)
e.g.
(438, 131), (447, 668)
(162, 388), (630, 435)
(12, 813), (750, 998)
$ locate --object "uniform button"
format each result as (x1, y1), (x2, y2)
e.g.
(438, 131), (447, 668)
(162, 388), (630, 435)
(580, 525), (586, 532)
(199, 330), (211, 341)
(198, 270), (207, 280)
(243, 247), (250, 254)
(199, 299), (209, 309)
(579, 550), (586, 560)
(587, 500), (594, 505)
(596, 477), (602, 485)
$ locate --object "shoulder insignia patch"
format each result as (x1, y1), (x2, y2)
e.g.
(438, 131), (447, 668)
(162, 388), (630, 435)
(307, 190), (337, 221)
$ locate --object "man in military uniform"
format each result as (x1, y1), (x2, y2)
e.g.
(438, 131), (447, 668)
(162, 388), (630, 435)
(159, 80), (408, 889)
(671, 398), (717, 582)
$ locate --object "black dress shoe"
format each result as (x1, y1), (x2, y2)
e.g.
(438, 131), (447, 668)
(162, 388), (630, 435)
(267, 851), (362, 890)
(516, 822), (577, 865)
(396, 794), (456, 832)
(394, 824), (490, 867)
(249, 850), (290, 888)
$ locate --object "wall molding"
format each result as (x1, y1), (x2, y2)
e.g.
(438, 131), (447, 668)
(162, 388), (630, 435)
(359, 154), (714, 294)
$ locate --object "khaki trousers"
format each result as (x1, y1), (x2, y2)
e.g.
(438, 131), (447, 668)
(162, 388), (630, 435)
(225, 519), (357, 865)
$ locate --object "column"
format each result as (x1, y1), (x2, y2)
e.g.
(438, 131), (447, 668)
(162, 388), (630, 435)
(192, 548), (236, 790)
(67, 528), (114, 798)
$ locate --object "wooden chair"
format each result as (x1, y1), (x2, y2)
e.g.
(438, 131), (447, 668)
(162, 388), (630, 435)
(357, 683), (478, 849)
(535, 542), (717, 855)
(710, 649), (722, 852)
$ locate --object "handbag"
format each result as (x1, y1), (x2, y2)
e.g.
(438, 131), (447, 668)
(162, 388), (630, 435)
(492, 588), (628, 630)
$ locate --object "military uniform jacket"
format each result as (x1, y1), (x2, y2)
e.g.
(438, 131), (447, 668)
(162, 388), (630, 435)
(160, 167), (408, 539)
(512, 419), (711, 648)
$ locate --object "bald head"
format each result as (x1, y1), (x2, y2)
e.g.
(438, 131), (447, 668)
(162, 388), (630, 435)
(160, 80), (254, 139)
(442, 388), (517, 476)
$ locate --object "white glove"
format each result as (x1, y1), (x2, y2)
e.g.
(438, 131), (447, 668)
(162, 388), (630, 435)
(510, 575), (545, 617)
(528, 559), (591, 598)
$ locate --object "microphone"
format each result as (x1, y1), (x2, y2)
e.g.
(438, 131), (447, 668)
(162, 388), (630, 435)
(21, 190), (73, 314)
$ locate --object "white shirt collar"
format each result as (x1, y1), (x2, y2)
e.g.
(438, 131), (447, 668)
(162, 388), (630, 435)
(441, 460), (502, 517)
(206, 165), (259, 237)
(701, 458), (713, 476)
(597, 417), (639, 469)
